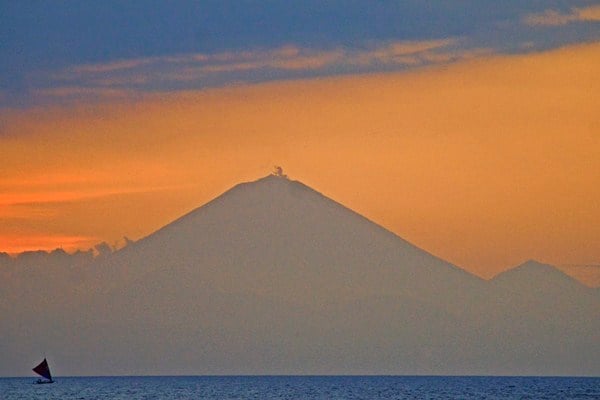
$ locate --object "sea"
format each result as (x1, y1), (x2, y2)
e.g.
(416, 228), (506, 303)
(0, 376), (598, 399)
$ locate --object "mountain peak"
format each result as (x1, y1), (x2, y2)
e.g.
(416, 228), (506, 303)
(243, 167), (289, 185)
(246, 172), (292, 186)
(492, 259), (585, 290)
(119, 172), (484, 305)
(516, 259), (554, 272)
(223, 173), (320, 205)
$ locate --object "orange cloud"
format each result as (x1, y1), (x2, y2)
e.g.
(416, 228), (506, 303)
(523, 5), (600, 26)
(1, 42), (599, 285)
(0, 186), (180, 208)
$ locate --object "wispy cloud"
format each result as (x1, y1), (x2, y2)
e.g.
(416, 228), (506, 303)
(31, 86), (139, 104)
(3, 2), (600, 110)
(35, 38), (489, 102)
(0, 184), (190, 219)
(0, 173), (102, 189)
(71, 58), (156, 74)
(523, 5), (600, 26)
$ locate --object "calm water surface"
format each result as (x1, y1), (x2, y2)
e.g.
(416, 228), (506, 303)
(1, 376), (598, 399)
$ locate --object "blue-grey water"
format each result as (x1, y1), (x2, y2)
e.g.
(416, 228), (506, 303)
(1, 376), (598, 399)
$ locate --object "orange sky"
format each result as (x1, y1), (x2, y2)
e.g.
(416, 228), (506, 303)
(1, 42), (598, 283)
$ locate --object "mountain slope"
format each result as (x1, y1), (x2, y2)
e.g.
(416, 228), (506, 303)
(105, 175), (485, 309)
(0, 175), (598, 376)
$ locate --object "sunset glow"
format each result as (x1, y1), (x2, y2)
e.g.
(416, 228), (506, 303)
(1, 41), (598, 281)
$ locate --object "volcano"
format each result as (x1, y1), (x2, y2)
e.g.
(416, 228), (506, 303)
(111, 174), (485, 306)
(1, 174), (598, 376)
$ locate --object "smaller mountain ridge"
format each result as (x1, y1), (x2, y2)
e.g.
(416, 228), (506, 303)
(491, 259), (591, 293)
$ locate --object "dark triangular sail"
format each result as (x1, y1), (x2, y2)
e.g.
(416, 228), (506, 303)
(32, 358), (52, 380)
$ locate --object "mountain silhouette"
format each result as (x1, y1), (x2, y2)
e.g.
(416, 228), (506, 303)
(0, 175), (598, 376)
(108, 175), (485, 308)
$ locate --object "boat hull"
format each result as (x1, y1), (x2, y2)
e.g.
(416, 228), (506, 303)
(34, 379), (54, 384)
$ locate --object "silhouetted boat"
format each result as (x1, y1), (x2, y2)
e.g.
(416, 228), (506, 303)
(32, 358), (54, 384)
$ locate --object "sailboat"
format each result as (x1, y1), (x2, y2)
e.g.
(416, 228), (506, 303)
(32, 358), (54, 384)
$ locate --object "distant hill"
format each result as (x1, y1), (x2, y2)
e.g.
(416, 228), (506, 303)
(1, 175), (598, 376)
